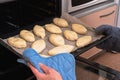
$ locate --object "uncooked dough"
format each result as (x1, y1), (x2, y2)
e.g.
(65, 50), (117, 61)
(45, 24), (62, 33)
(20, 30), (35, 42)
(31, 39), (46, 53)
(48, 45), (75, 56)
(72, 23), (87, 34)
(33, 25), (46, 39)
(76, 36), (92, 48)
(49, 34), (65, 46)
(7, 37), (27, 49)
(63, 30), (78, 41)
(53, 18), (68, 27)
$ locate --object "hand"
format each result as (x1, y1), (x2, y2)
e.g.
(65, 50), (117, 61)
(95, 25), (120, 52)
(22, 48), (76, 80)
(27, 62), (62, 80)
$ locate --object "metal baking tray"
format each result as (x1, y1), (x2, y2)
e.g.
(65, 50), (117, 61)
(0, 13), (110, 58)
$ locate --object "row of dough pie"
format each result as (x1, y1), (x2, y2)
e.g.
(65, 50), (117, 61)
(7, 17), (92, 56)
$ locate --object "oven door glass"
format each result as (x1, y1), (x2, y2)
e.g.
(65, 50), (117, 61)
(76, 60), (116, 80)
(68, 0), (108, 12)
(72, 0), (94, 7)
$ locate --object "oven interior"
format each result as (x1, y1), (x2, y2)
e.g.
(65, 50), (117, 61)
(0, 0), (61, 79)
(0, 0), (61, 39)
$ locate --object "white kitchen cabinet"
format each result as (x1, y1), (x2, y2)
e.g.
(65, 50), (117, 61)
(79, 5), (117, 59)
(80, 5), (117, 28)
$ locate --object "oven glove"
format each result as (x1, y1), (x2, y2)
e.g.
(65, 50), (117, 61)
(95, 25), (120, 52)
(18, 48), (76, 80)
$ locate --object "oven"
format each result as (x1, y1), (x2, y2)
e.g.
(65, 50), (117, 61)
(67, 0), (108, 13)
(0, 0), (120, 80)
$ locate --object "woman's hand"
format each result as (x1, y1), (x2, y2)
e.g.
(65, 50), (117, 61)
(27, 63), (62, 80)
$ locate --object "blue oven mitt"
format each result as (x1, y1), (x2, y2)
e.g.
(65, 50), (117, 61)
(18, 48), (76, 80)
(95, 25), (120, 52)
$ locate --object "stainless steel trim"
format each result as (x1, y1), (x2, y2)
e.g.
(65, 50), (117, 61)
(68, 0), (108, 13)
(70, 3), (116, 18)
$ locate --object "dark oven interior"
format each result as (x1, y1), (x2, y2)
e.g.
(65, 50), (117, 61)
(0, 0), (61, 39)
(0, 0), (61, 79)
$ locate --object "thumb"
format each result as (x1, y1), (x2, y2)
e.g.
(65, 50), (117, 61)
(40, 63), (52, 74)
(27, 63), (45, 78)
(95, 25), (113, 35)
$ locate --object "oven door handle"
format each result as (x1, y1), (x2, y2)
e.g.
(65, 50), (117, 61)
(99, 10), (115, 18)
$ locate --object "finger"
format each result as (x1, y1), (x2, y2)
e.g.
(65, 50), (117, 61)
(39, 63), (52, 74)
(27, 63), (44, 77)
(95, 25), (112, 35)
(27, 63), (40, 75)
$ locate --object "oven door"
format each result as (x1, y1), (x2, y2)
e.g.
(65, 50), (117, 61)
(67, 0), (108, 13)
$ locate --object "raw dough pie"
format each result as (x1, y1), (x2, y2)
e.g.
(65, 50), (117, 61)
(45, 24), (62, 34)
(53, 18), (69, 27)
(49, 34), (65, 46)
(33, 25), (46, 39)
(72, 23), (87, 34)
(7, 37), (27, 49)
(76, 36), (92, 48)
(63, 30), (78, 41)
(48, 45), (75, 56)
(20, 30), (35, 42)
(31, 39), (46, 53)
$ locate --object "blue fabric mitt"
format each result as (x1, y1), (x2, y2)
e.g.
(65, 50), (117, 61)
(19, 48), (76, 80)
(95, 25), (120, 52)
